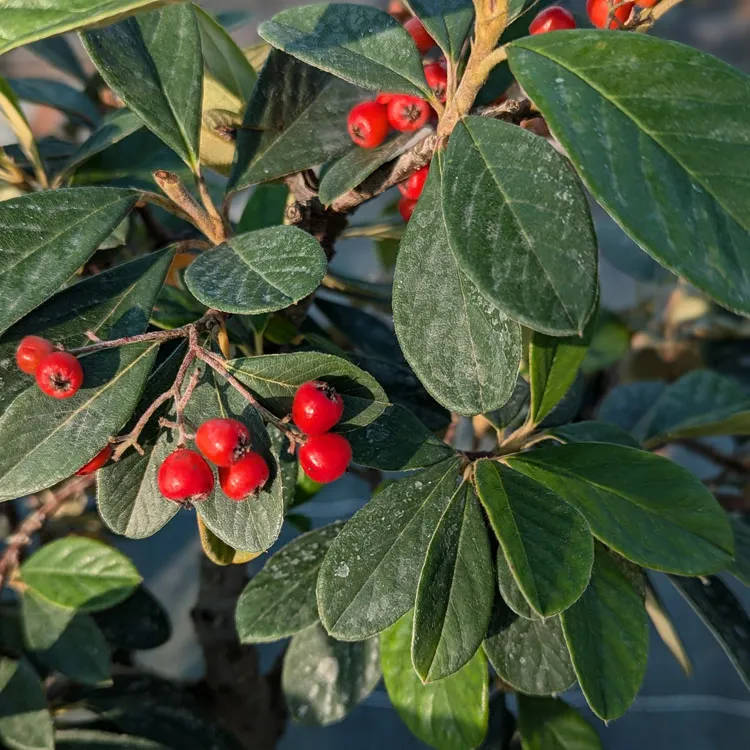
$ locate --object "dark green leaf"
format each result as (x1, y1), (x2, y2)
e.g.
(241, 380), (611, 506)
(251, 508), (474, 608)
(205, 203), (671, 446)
(237, 184), (289, 232)
(228, 50), (363, 190)
(184, 226), (326, 314)
(20, 537), (141, 612)
(55, 730), (167, 749)
(484, 598), (575, 696)
(548, 421), (640, 449)
(596, 380), (667, 441)
(413, 484), (493, 682)
(236, 521), (344, 643)
(518, 696), (602, 750)
(216, 11), (254, 32)
(669, 575), (750, 691)
(0, 187), (138, 335)
(259, 4), (429, 97)
(729, 517), (750, 587)
(82, 3), (203, 168)
(227, 351), (389, 431)
(9, 78), (100, 127)
(407, 0), (473, 61)
(494, 546), (540, 621)
(474, 461), (593, 618)
(484, 377), (529, 431)
(442, 116), (597, 335)
(393, 156), (522, 415)
(27, 37), (87, 82)
(318, 459), (462, 640)
(382, 611), (489, 750)
(92, 587), (171, 651)
(508, 32), (750, 317)
(283, 624), (381, 726)
(507, 443), (734, 575)
(0, 657), (53, 750)
(560, 546), (647, 720)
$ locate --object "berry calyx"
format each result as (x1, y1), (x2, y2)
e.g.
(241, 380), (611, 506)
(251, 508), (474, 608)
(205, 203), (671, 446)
(158, 449), (214, 503)
(398, 196), (417, 222)
(219, 452), (270, 500)
(195, 418), (250, 467)
(347, 101), (389, 148)
(292, 380), (345, 436)
(299, 433), (352, 484)
(398, 164), (429, 200)
(529, 6), (577, 34)
(387, 95), (430, 132)
(404, 16), (435, 53)
(15, 335), (55, 375)
(76, 444), (113, 476)
(35, 351), (83, 399)
(423, 61), (448, 102)
(586, 0), (633, 28)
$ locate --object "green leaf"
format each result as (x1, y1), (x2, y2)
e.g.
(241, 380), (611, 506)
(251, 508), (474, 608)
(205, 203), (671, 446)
(228, 50), (362, 190)
(216, 11), (254, 32)
(518, 696), (602, 750)
(20, 537), (141, 612)
(442, 116), (597, 335)
(92, 587), (171, 652)
(596, 380), (667, 441)
(9, 78), (100, 127)
(381, 611), (489, 750)
(548, 421), (640, 449)
(318, 459), (462, 640)
(508, 32), (750, 317)
(283, 624), (381, 726)
(236, 521), (344, 643)
(348, 404), (455, 471)
(194, 4), (256, 101)
(55, 730), (167, 749)
(0, 187), (138, 336)
(483, 599), (576, 696)
(184, 226), (326, 314)
(259, 4), (429, 97)
(393, 156), (522, 415)
(21, 593), (110, 687)
(82, 3), (203, 169)
(474, 461), (593, 618)
(406, 0), (474, 61)
(27, 37), (87, 82)
(484, 376), (529, 431)
(560, 546), (648, 720)
(413, 484), (493, 682)
(0, 74), (45, 185)
(226, 351), (389, 431)
(529, 327), (592, 425)
(507, 443), (734, 575)
(318, 132), (417, 206)
(317, 300), (401, 361)
(669, 575), (750, 691)
(494, 546), (540, 621)
(0, 657), (53, 750)
(237, 184), (289, 232)
(729, 517), (750, 587)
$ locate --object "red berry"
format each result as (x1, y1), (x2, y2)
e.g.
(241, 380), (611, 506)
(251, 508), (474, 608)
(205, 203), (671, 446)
(587, 0), (633, 28)
(529, 6), (577, 34)
(219, 452), (270, 501)
(15, 335), (54, 375)
(299, 433), (352, 484)
(423, 61), (448, 103)
(398, 165), (429, 200)
(376, 93), (394, 104)
(387, 95), (430, 132)
(347, 101), (389, 148)
(398, 196), (417, 222)
(292, 380), (345, 436)
(404, 16), (435, 53)
(76, 444), (113, 476)
(158, 448), (214, 503)
(195, 418), (250, 467)
(636, 0), (658, 6)
(35, 352), (83, 399)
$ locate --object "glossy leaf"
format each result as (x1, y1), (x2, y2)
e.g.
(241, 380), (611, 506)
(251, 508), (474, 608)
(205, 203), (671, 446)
(92, 587), (171, 652)
(407, 0), (474, 60)
(228, 50), (362, 190)
(283, 624), (381, 726)
(55, 731), (167, 750)
(413, 484), (494, 682)
(197, 517), (260, 566)
(442, 116), (597, 335)
(381, 611), (489, 750)
(259, 4), (429, 97)
(27, 37), (87, 82)
(226, 351), (389, 431)
(0, 657), (53, 750)
(0, 188), (138, 336)
(20, 537), (141, 612)
(507, 443), (734, 575)
(729, 517), (750, 587)
(474, 461), (593, 618)
(237, 184), (289, 232)
(185, 226), (326, 314)
(318, 459), (462, 640)
(560, 547), (648, 720)
(518, 696), (602, 750)
(82, 3), (203, 169)
(548, 421), (640, 449)
(494, 547), (540, 621)
(236, 522), (343, 643)
(0, 75), (45, 185)
(508, 32), (750, 317)
(9, 78), (100, 127)
(393, 156), (522, 415)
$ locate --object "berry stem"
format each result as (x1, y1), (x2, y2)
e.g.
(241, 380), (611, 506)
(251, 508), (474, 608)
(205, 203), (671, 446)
(633, 0), (684, 30)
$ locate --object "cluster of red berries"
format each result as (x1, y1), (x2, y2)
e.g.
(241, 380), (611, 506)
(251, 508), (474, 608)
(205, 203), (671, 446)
(529, 0), (659, 34)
